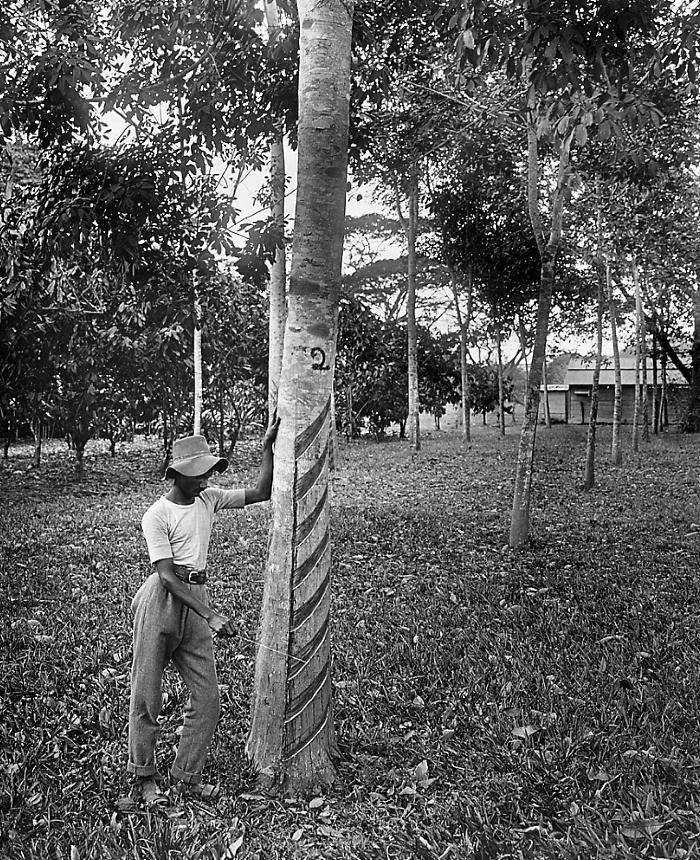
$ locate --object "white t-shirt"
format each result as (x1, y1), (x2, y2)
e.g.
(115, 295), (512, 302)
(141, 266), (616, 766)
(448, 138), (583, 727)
(141, 487), (246, 570)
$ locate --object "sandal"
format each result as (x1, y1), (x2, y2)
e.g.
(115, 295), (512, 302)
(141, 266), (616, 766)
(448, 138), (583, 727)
(171, 780), (221, 802)
(138, 778), (170, 809)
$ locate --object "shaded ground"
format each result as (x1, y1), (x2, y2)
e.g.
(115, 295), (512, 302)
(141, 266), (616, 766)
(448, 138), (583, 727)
(2, 425), (700, 859)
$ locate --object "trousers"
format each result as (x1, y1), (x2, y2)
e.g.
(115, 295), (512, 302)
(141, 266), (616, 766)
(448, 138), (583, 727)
(127, 572), (220, 784)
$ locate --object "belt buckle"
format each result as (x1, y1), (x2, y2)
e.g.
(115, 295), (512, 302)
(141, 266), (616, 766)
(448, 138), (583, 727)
(187, 569), (198, 583)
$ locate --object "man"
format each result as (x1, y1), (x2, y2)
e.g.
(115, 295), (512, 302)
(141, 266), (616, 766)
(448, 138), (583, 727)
(127, 423), (278, 806)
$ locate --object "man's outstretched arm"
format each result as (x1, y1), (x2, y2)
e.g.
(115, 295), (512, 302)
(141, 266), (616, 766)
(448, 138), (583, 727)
(244, 417), (280, 505)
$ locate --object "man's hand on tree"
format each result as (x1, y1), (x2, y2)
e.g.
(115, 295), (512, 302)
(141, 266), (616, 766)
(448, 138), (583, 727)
(263, 415), (281, 449)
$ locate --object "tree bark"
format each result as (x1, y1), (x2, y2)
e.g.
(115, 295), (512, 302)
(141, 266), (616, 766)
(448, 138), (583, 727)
(518, 317), (530, 378)
(583, 275), (604, 490)
(541, 357), (551, 429)
(266, 0), (287, 417)
(660, 351), (668, 430)
(329, 386), (336, 473)
(397, 165), (421, 451)
(193, 294), (203, 437)
(641, 303), (649, 443)
(450, 265), (472, 443)
(246, 0), (353, 792)
(495, 319), (505, 437)
(31, 416), (41, 469)
(607, 260), (623, 466)
(509, 117), (571, 548)
(688, 285), (700, 431)
(632, 259), (641, 453)
(652, 334), (659, 435)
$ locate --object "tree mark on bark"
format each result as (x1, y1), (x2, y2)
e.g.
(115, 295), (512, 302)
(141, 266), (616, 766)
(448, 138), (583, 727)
(310, 347), (329, 370)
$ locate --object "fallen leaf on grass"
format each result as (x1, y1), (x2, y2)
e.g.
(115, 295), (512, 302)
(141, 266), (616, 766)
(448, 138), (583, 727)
(587, 769), (614, 782)
(414, 760), (429, 782)
(291, 828), (303, 842)
(621, 819), (664, 840)
(222, 832), (245, 859)
(512, 725), (541, 740)
(309, 797), (324, 809)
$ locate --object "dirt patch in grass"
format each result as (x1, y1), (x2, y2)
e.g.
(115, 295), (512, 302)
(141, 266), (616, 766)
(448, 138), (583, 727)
(2, 426), (700, 859)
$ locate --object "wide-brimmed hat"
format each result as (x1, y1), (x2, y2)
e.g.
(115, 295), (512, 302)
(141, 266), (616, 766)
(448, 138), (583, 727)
(165, 435), (228, 479)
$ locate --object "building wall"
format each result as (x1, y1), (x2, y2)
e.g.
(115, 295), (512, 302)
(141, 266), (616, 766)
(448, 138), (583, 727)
(538, 390), (568, 423)
(570, 385), (688, 426)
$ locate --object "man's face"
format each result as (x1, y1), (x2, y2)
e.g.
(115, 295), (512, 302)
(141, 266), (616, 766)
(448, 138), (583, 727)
(175, 468), (214, 499)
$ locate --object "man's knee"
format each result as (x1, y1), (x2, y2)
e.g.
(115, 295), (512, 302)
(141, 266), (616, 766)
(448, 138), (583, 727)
(191, 681), (220, 724)
(206, 684), (221, 724)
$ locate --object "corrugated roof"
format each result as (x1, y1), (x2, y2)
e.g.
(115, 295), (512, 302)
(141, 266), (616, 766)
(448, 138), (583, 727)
(565, 353), (687, 387)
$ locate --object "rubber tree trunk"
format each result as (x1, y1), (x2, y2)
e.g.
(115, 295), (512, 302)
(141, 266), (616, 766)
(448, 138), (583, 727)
(607, 260), (623, 466)
(583, 201), (606, 490)
(31, 416), (42, 468)
(509, 118), (571, 549)
(541, 357), (551, 428)
(660, 352), (668, 430)
(266, 0), (287, 417)
(652, 334), (659, 434)
(689, 285), (700, 431)
(450, 265), (472, 443)
(193, 294), (203, 437)
(518, 317), (530, 378)
(632, 259), (641, 453)
(641, 307), (649, 443)
(246, 0), (353, 792)
(495, 319), (506, 437)
(329, 387), (336, 473)
(397, 165), (421, 451)
(583, 277), (604, 490)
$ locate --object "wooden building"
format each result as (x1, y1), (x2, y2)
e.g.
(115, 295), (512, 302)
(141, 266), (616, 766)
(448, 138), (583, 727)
(540, 353), (688, 425)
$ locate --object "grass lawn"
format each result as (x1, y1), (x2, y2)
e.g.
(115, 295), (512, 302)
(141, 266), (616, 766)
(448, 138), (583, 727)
(2, 424), (700, 859)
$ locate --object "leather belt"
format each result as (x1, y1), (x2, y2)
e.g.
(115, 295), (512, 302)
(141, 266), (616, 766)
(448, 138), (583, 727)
(173, 565), (207, 584)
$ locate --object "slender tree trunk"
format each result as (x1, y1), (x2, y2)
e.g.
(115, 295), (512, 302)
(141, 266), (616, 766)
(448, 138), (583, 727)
(583, 200), (606, 489)
(346, 383), (354, 438)
(329, 387), (336, 473)
(218, 381), (225, 457)
(541, 357), (551, 428)
(641, 306), (649, 443)
(398, 166), (421, 451)
(689, 285), (700, 431)
(652, 334), (659, 435)
(660, 351), (668, 430)
(518, 317), (530, 378)
(161, 411), (173, 476)
(607, 260), (623, 465)
(583, 277), (604, 490)
(495, 319), (505, 437)
(510, 118), (571, 548)
(31, 416), (42, 468)
(632, 259), (641, 452)
(266, 0), (287, 417)
(247, 0), (353, 792)
(193, 294), (203, 437)
(450, 265), (472, 443)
